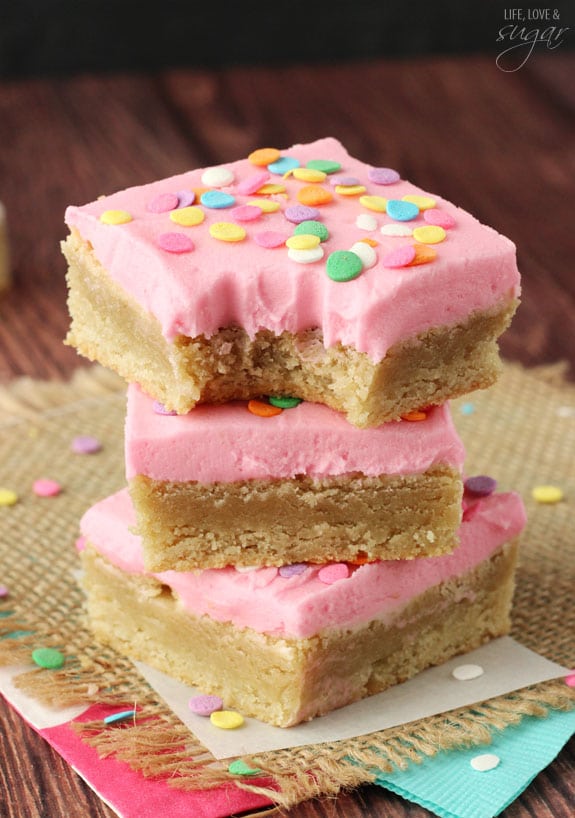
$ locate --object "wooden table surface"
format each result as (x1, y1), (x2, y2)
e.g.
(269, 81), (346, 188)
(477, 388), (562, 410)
(0, 53), (573, 817)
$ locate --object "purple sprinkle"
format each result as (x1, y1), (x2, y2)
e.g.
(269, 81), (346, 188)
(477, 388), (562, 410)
(279, 563), (308, 578)
(368, 167), (401, 185)
(153, 401), (177, 416)
(464, 475), (497, 498)
(284, 205), (320, 224)
(71, 435), (102, 455)
(176, 190), (196, 208)
(189, 694), (223, 717)
(330, 175), (361, 187)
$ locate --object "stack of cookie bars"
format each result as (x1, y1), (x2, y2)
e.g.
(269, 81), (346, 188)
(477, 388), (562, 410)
(64, 137), (526, 727)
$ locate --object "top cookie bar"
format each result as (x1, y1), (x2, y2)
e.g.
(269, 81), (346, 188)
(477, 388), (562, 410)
(63, 137), (520, 427)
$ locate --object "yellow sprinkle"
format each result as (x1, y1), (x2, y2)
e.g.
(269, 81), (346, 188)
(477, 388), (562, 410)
(286, 234), (321, 251)
(209, 222), (246, 242)
(247, 198), (281, 213)
(532, 485), (564, 504)
(293, 168), (327, 183)
(169, 206), (205, 227)
(402, 194), (436, 210)
(412, 225), (447, 244)
(359, 195), (387, 212)
(99, 209), (132, 225)
(256, 183), (286, 195)
(210, 710), (245, 729)
(334, 184), (366, 196)
(0, 488), (18, 507)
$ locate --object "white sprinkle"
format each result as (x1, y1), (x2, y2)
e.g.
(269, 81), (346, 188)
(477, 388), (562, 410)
(470, 753), (500, 772)
(356, 213), (378, 231)
(452, 663), (485, 681)
(350, 242), (377, 269)
(556, 405), (575, 418)
(201, 167), (235, 188)
(288, 246), (325, 264)
(381, 223), (413, 237)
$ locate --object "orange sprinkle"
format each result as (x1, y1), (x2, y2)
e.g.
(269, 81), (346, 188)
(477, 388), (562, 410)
(247, 399), (283, 418)
(296, 186), (333, 207)
(348, 551), (372, 566)
(401, 410), (428, 422)
(409, 243), (437, 266)
(192, 187), (210, 199)
(248, 147), (281, 167)
(359, 237), (379, 247)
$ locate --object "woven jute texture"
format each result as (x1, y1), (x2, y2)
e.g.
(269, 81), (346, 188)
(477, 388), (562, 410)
(0, 362), (574, 809)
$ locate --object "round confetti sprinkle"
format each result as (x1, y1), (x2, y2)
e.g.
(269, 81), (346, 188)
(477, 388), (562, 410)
(412, 225), (447, 245)
(99, 209), (132, 225)
(326, 250), (363, 282)
(256, 183), (286, 196)
(460, 402), (475, 416)
(248, 147), (281, 167)
(228, 760), (262, 777)
(409, 243), (437, 266)
(350, 241), (377, 269)
(452, 664), (485, 681)
(157, 232), (194, 253)
(103, 709), (136, 725)
(470, 753), (500, 772)
(402, 194), (436, 211)
(247, 399), (283, 418)
(556, 405), (575, 418)
(254, 231), (287, 248)
(306, 158), (341, 174)
(284, 205), (320, 224)
(401, 410), (428, 422)
(532, 485), (564, 504)
(565, 672), (575, 688)
(147, 193), (179, 213)
(330, 175), (361, 187)
(356, 213), (378, 231)
(279, 563), (308, 578)
(368, 167), (400, 185)
(293, 220), (329, 242)
(0, 488), (18, 507)
(71, 435), (101, 455)
(297, 186), (333, 207)
(201, 166), (234, 188)
(0, 585), (9, 598)
(424, 208), (456, 229)
(288, 246), (324, 264)
(200, 190), (236, 209)
(268, 395), (302, 409)
(153, 400), (177, 416)
(176, 190), (195, 208)
(169, 206), (205, 227)
(286, 234), (321, 251)
(359, 195), (387, 213)
(360, 237), (379, 247)
(75, 536), (87, 552)
(231, 205), (262, 222)
(210, 710), (244, 729)
(464, 476), (497, 497)
(237, 171), (270, 196)
(189, 694), (224, 716)
(209, 222), (246, 242)
(381, 223), (413, 237)
(318, 563), (350, 584)
(334, 184), (366, 197)
(386, 200), (420, 221)
(293, 167), (326, 183)
(267, 156), (300, 175)
(32, 647), (65, 669)
(33, 479), (62, 498)
(247, 198), (280, 213)
(382, 244), (417, 268)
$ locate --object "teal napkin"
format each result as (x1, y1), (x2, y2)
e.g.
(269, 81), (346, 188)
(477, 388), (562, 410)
(375, 708), (575, 818)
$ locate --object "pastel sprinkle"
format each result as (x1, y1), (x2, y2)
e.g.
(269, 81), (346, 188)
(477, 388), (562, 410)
(382, 244), (417, 268)
(268, 395), (302, 409)
(103, 709), (136, 725)
(153, 400), (177, 416)
(71, 436), (101, 455)
(409, 244), (437, 266)
(209, 222), (246, 242)
(356, 213), (378, 231)
(200, 190), (236, 209)
(248, 147), (281, 167)
(32, 647), (65, 669)
(33, 479), (61, 498)
(326, 250), (363, 281)
(247, 198), (280, 213)
(0, 585), (9, 598)
(279, 563), (308, 577)
(403, 194), (436, 211)
(424, 208), (456, 229)
(267, 156), (300, 175)
(401, 410), (428, 422)
(189, 694), (223, 716)
(231, 205), (262, 222)
(247, 399), (283, 418)
(99, 209), (132, 225)
(318, 563), (350, 584)
(75, 535), (87, 552)
(334, 184), (366, 197)
(237, 171), (270, 196)
(350, 241), (377, 269)
(286, 234), (321, 251)
(284, 205), (320, 224)
(157, 232), (194, 253)
(532, 485), (564, 504)
(293, 220), (329, 241)
(256, 182), (286, 195)
(169, 206), (205, 227)
(556, 406), (575, 418)
(460, 402), (475, 415)
(201, 166), (234, 188)
(465, 476), (497, 497)
(330, 175), (361, 187)
(368, 167), (400, 185)
(293, 167), (326, 183)
(210, 710), (244, 729)
(228, 760), (262, 777)
(386, 200), (420, 221)
(306, 158), (341, 174)
(412, 225), (447, 244)
(452, 664), (485, 681)
(288, 246), (325, 264)
(176, 190), (195, 208)
(565, 672), (575, 688)
(470, 753), (500, 772)
(381, 223), (413, 237)
(0, 489), (18, 507)
(254, 231), (287, 248)
(147, 193), (179, 213)
(359, 195), (387, 212)
(297, 186), (333, 206)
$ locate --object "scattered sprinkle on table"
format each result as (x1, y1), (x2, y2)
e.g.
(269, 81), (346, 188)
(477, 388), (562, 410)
(470, 753), (500, 772)
(452, 663), (485, 681)
(532, 485), (564, 504)
(189, 694), (224, 716)
(460, 402), (475, 415)
(228, 759), (262, 777)
(32, 647), (65, 669)
(556, 405), (575, 418)
(464, 476), (497, 497)
(71, 435), (102, 455)
(564, 672), (575, 688)
(210, 710), (244, 729)
(33, 479), (62, 498)
(0, 488), (18, 507)
(0, 584), (9, 598)
(103, 709), (137, 725)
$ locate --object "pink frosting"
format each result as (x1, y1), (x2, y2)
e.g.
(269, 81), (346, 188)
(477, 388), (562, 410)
(125, 385), (465, 482)
(80, 489), (526, 639)
(65, 137), (520, 362)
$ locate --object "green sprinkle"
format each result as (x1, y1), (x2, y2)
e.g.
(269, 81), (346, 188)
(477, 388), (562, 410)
(1, 629), (35, 640)
(32, 647), (65, 669)
(326, 250), (363, 282)
(306, 159), (341, 174)
(268, 395), (302, 409)
(228, 759), (263, 777)
(293, 220), (329, 242)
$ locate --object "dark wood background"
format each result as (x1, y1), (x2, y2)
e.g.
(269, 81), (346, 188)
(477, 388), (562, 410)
(0, 51), (573, 817)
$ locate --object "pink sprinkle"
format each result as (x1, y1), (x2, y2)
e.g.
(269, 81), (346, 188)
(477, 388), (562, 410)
(382, 244), (417, 268)
(71, 435), (101, 455)
(565, 673), (575, 688)
(157, 232), (194, 253)
(0, 584), (9, 598)
(147, 193), (179, 213)
(237, 171), (270, 196)
(231, 205), (262, 222)
(424, 208), (456, 229)
(318, 563), (350, 585)
(189, 694), (223, 717)
(254, 231), (287, 248)
(75, 536), (87, 553)
(33, 479), (62, 498)
(176, 190), (196, 208)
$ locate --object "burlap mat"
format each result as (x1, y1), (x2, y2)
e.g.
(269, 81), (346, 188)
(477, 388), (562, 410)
(0, 363), (574, 809)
